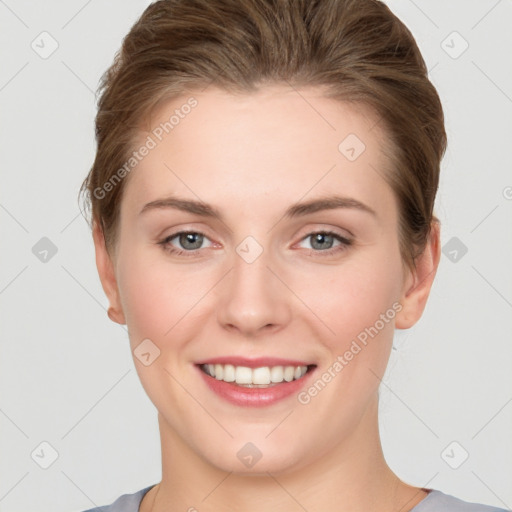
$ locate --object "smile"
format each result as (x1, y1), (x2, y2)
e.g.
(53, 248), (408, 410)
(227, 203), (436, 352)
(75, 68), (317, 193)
(199, 363), (315, 387)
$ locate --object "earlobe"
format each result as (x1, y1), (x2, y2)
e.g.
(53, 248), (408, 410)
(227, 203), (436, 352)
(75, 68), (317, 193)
(92, 221), (126, 325)
(395, 221), (441, 329)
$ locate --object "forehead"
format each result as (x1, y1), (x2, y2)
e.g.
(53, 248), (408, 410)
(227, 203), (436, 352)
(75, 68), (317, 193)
(122, 85), (395, 222)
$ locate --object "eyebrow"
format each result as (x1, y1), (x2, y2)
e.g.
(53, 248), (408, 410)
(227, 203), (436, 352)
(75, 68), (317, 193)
(139, 194), (377, 220)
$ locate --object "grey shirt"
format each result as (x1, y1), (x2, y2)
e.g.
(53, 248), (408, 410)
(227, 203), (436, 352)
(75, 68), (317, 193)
(80, 486), (509, 512)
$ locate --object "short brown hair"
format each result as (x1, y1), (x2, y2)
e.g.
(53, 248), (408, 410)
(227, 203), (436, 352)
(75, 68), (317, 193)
(80, 0), (447, 272)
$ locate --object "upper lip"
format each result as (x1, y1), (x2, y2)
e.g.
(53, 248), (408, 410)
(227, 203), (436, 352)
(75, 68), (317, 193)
(195, 357), (315, 368)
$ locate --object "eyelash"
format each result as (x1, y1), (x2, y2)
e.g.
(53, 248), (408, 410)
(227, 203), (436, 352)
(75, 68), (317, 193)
(157, 229), (353, 258)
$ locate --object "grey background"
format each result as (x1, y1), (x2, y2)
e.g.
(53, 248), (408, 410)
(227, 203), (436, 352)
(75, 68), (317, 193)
(1, 1), (511, 511)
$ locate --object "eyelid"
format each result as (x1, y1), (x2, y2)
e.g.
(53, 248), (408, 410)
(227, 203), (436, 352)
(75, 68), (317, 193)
(291, 224), (353, 244)
(161, 229), (215, 248)
(159, 224), (352, 245)
(293, 229), (352, 251)
(158, 226), (353, 258)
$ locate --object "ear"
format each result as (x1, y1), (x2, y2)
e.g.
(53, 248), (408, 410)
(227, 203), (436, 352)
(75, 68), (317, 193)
(92, 221), (126, 325)
(395, 220), (441, 329)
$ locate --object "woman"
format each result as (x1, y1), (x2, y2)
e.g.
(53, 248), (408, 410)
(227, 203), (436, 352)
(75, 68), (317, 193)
(79, 0), (507, 511)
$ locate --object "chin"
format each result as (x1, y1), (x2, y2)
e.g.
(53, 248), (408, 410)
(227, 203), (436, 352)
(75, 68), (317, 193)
(197, 437), (314, 476)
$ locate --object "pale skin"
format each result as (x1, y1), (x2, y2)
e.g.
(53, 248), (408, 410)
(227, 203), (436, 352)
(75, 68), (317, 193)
(93, 85), (441, 512)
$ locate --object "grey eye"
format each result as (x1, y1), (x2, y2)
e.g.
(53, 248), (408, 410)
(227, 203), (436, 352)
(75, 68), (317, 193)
(176, 232), (205, 250)
(309, 233), (336, 250)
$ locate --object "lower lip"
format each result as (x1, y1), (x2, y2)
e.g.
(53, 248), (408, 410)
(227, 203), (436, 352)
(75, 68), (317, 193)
(196, 365), (316, 407)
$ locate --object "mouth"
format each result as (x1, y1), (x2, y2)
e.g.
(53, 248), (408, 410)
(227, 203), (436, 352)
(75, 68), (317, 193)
(194, 357), (318, 407)
(196, 362), (317, 388)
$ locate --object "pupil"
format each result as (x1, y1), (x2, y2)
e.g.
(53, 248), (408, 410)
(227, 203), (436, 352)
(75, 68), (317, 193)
(312, 233), (332, 250)
(181, 233), (202, 250)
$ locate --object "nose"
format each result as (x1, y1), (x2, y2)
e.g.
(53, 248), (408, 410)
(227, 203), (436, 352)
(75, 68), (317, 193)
(216, 245), (292, 338)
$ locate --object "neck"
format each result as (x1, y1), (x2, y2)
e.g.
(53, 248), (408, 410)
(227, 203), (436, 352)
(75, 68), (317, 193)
(142, 395), (427, 512)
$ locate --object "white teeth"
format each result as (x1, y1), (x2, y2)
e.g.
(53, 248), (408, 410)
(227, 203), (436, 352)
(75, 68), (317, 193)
(252, 367), (271, 385)
(214, 364), (224, 380)
(201, 363), (310, 386)
(223, 364), (235, 382)
(283, 366), (295, 382)
(235, 366), (252, 384)
(270, 366), (284, 383)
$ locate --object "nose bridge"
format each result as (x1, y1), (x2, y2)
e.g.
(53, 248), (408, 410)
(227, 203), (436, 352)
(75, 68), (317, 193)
(216, 235), (291, 335)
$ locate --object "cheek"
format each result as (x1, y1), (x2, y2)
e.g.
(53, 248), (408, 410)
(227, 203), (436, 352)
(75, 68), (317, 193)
(115, 246), (204, 347)
(115, 249), (211, 405)
(301, 251), (402, 348)
(292, 255), (402, 421)
(116, 228), (403, 356)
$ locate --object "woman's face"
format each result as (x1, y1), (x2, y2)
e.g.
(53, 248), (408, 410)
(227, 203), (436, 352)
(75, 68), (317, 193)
(96, 85), (432, 474)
